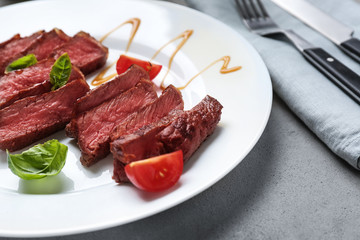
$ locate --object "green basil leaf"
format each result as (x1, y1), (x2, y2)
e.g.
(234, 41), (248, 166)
(50, 53), (72, 91)
(7, 139), (68, 180)
(5, 54), (38, 74)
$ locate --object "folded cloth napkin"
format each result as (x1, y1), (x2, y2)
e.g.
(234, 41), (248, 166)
(182, 0), (360, 169)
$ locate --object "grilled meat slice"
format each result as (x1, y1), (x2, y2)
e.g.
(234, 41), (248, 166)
(0, 78), (89, 152)
(111, 84), (184, 140)
(75, 64), (149, 115)
(0, 31), (44, 75)
(51, 31), (108, 75)
(109, 85), (184, 184)
(0, 29), (107, 76)
(66, 80), (157, 167)
(111, 95), (223, 183)
(27, 28), (71, 61)
(111, 110), (181, 183)
(0, 34), (21, 49)
(0, 58), (84, 109)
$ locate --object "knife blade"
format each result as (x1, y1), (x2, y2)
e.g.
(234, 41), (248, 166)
(272, 0), (360, 63)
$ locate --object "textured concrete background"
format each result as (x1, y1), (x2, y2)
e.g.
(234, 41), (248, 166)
(1, 0), (360, 239)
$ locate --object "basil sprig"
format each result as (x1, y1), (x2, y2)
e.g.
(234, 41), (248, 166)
(50, 53), (72, 91)
(5, 54), (38, 74)
(7, 139), (68, 180)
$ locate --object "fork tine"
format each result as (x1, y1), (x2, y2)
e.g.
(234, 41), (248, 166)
(241, 0), (256, 19)
(255, 0), (269, 18)
(235, 0), (251, 20)
(236, 0), (267, 20)
(235, 0), (279, 35)
(248, 0), (262, 19)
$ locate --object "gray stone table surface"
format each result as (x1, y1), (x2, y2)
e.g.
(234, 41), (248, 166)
(1, 0), (360, 239)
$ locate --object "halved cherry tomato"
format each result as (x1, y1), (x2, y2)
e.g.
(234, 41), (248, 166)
(116, 55), (162, 80)
(125, 150), (183, 192)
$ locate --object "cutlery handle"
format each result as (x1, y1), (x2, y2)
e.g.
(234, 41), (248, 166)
(340, 38), (360, 63)
(302, 47), (360, 104)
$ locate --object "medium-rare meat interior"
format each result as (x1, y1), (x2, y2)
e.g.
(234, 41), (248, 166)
(51, 31), (108, 75)
(111, 95), (223, 183)
(66, 79), (158, 167)
(74, 64), (149, 115)
(0, 28), (107, 110)
(110, 95), (182, 183)
(0, 34), (20, 49)
(0, 28), (108, 155)
(26, 28), (71, 61)
(0, 58), (84, 109)
(0, 31), (44, 75)
(108, 84), (184, 183)
(0, 29), (108, 76)
(0, 78), (89, 152)
(111, 111), (181, 183)
(111, 84), (184, 141)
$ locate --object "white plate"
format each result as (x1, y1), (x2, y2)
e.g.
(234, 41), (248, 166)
(0, 0), (272, 237)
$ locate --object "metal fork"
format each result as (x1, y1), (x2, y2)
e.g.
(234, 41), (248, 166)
(236, 0), (360, 104)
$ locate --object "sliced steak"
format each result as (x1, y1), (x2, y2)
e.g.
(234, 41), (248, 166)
(111, 110), (182, 183)
(111, 84), (184, 140)
(51, 31), (108, 75)
(0, 34), (21, 49)
(66, 80), (157, 167)
(0, 78), (89, 152)
(27, 28), (71, 61)
(111, 95), (223, 183)
(158, 96), (223, 161)
(0, 58), (84, 109)
(0, 31), (44, 75)
(75, 64), (149, 115)
(113, 160), (128, 183)
(109, 85), (183, 183)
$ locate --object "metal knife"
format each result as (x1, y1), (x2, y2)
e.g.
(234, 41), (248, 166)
(272, 0), (360, 63)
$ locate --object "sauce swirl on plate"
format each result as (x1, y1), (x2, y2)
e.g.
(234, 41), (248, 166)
(92, 19), (241, 89)
(93, 18), (141, 86)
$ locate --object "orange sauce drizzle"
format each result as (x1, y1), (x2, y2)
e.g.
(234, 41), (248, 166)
(91, 62), (117, 86)
(92, 18), (141, 86)
(166, 56), (242, 90)
(151, 30), (193, 89)
(99, 18), (140, 52)
(91, 21), (241, 89)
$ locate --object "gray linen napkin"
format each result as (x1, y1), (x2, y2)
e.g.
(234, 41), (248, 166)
(183, 0), (360, 168)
